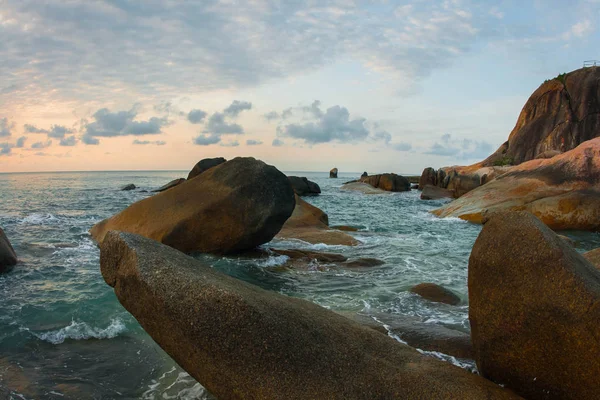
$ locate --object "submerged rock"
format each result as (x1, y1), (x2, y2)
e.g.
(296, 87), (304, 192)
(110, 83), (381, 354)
(330, 167), (338, 178)
(268, 249), (384, 271)
(420, 185), (454, 200)
(91, 157), (295, 254)
(120, 184), (136, 191)
(276, 195), (358, 246)
(433, 138), (600, 230)
(343, 258), (385, 268)
(410, 283), (461, 305)
(288, 176), (321, 196)
(330, 225), (359, 232)
(0, 228), (17, 273)
(271, 248), (348, 263)
(152, 178), (186, 192)
(360, 173), (410, 192)
(100, 231), (520, 400)
(469, 211), (600, 400)
(187, 157), (227, 180)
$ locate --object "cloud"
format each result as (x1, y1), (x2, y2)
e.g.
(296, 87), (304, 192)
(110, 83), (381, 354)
(223, 101), (252, 117)
(187, 109), (208, 124)
(82, 107), (169, 143)
(132, 139), (167, 145)
(563, 20), (593, 40)
(246, 139), (263, 145)
(24, 124), (74, 138)
(425, 134), (492, 160)
(203, 113), (243, 135)
(0, 143), (13, 155)
(193, 134), (221, 146)
(16, 136), (26, 148)
(0, 118), (14, 137)
(277, 102), (369, 144)
(59, 135), (77, 146)
(372, 130), (392, 145)
(220, 140), (240, 147)
(264, 111), (280, 121)
(81, 134), (99, 145)
(272, 138), (285, 147)
(31, 140), (52, 149)
(393, 142), (412, 151)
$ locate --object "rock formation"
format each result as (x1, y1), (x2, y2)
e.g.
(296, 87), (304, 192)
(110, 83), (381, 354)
(187, 157), (227, 180)
(410, 283), (461, 305)
(432, 138), (600, 230)
(152, 178), (186, 192)
(91, 158), (296, 254)
(100, 231), (520, 400)
(276, 195), (358, 246)
(288, 176), (321, 196)
(340, 182), (389, 194)
(420, 185), (454, 200)
(0, 228), (17, 273)
(121, 184), (136, 191)
(360, 173), (410, 192)
(330, 168), (338, 178)
(469, 211), (600, 399)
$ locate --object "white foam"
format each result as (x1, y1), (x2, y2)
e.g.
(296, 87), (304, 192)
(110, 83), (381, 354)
(416, 349), (477, 373)
(259, 255), (289, 268)
(33, 318), (126, 344)
(19, 213), (58, 225)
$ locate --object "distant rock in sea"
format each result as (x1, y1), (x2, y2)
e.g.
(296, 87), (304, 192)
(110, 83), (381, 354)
(187, 157), (227, 180)
(100, 231), (520, 400)
(361, 171), (368, 178)
(288, 176), (321, 196)
(469, 211), (600, 399)
(91, 157), (295, 254)
(0, 227), (17, 273)
(360, 173), (410, 192)
(120, 184), (136, 191)
(152, 178), (186, 192)
(329, 167), (338, 178)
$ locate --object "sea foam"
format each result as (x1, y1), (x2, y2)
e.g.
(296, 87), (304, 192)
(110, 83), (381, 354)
(33, 318), (126, 344)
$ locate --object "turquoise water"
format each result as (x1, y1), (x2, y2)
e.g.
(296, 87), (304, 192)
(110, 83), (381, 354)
(1, 170), (599, 399)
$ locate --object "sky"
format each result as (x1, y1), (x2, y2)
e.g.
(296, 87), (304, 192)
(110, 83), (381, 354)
(0, 0), (599, 174)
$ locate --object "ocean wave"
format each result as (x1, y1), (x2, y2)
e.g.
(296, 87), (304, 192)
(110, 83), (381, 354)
(416, 349), (477, 373)
(32, 318), (126, 344)
(19, 213), (59, 225)
(258, 255), (289, 268)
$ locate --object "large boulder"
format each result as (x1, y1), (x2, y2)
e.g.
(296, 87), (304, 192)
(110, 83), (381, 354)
(360, 173), (410, 192)
(433, 138), (600, 230)
(340, 181), (389, 195)
(100, 231), (520, 400)
(481, 67), (600, 166)
(419, 167), (437, 190)
(90, 157), (296, 254)
(276, 195), (358, 246)
(0, 228), (17, 273)
(152, 178), (186, 192)
(288, 176), (321, 196)
(469, 211), (600, 399)
(330, 168), (338, 178)
(187, 157), (227, 180)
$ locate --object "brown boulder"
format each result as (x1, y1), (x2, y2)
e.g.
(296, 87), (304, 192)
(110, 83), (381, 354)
(469, 211), (600, 399)
(421, 185), (454, 200)
(152, 178), (186, 192)
(583, 248), (600, 268)
(288, 176), (321, 196)
(330, 167), (338, 178)
(100, 231), (520, 400)
(360, 173), (410, 192)
(90, 157), (295, 254)
(481, 67), (600, 166)
(433, 138), (600, 230)
(0, 227), (17, 273)
(187, 157), (226, 180)
(410, 283), (461, 305)
(419, 167), (437, 190)
(276, 195), (359, 246)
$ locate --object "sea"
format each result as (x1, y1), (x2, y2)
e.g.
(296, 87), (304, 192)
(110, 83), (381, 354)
(1, 170), (599, 399)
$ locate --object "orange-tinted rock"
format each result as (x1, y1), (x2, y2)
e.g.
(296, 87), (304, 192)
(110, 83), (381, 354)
(152, 178), (186, 192)
(536, 150), (562, 159)
(410, 283), (461, 305)
(101, 231), (520, 400)
(421, 185), (454, 200)
(433, 138), (600, 231)
(0, 227), (17, 273)
(90, 157), (295, 254)
(276, 195), (359, 246)
(187, 157), (226, 180)
(583, 248), (600, 268)
(481, 67), (600, 166)
(469, 211), (600, 400)
(360, 173), (410, 192)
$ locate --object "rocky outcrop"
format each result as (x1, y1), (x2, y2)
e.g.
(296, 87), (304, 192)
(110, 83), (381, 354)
(100, 231), (520, 400)
(360, 173), (410, 192)
(410, 283), (461, 305)
(419, 166), (509, 198)
(433, 138), (600, 230)
(121, 184), (136, 191)
(481, 67), (600, 166)
(152, 178), (186, 192)
(421, 185), (454, 200)
(419, 167), (437, 190)
(276, 195), (358, 246)
(340, 182), (389, 194)
(91, 157), (296, 254)
(361, 172), (368, 178)
(187, 157), (226, 180)
(268, 249), (384, 270)
(0, 228), (17, 273)
(330, 168), (338, 178)
(469, 211), (600, 400)
(288, 176), (321, 196)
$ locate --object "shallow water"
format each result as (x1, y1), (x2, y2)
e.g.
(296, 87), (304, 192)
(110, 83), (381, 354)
(0, 170), (598, 399)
